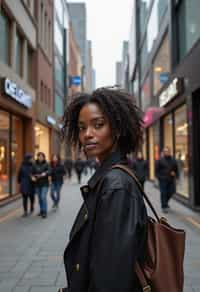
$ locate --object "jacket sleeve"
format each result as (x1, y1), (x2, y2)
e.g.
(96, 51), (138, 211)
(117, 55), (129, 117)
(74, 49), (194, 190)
(88, 188), (146, 292)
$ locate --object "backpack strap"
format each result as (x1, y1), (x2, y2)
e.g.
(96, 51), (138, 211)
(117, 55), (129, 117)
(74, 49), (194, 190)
(111, 164), (160, 222)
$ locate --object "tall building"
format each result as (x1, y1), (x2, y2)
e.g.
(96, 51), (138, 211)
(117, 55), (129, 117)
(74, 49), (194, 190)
(54, 0), (70, 158)
(67, 2), (86, 66)
(129, 0), (200, 209)
(68, 2), (87, 90)
(68, 21), (82, 96)
(34, 0), (54, 161)
(85, 40), (93, 92)
(115, 62), (123, 87)
(92, 69), (96, 91)
(0, 0), (37, 202)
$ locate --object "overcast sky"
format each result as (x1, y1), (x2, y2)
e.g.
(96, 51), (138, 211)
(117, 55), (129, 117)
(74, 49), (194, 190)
(69, 0), (133, 88)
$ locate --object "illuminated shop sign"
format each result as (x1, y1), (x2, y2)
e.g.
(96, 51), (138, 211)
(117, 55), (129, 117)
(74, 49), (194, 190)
(4, 78), (32, 108)
(159, 78), (183, 107)
(47, 116), (56, 126)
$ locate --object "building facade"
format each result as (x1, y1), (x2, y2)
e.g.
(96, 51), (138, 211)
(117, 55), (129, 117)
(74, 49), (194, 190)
(54, 0), (70, 158)
(129, 0), (200, 210)
(68, 2), (87, 90)
(0, 0), (37, 202)
(35, 0), (55, 161)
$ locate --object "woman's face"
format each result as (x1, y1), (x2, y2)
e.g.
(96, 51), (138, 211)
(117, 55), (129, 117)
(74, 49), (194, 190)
(38, 154), (45, 162)
(78, 102), (116, 162)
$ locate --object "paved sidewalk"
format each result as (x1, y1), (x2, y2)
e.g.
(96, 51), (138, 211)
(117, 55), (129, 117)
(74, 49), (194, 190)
(0, 175), (199, 292)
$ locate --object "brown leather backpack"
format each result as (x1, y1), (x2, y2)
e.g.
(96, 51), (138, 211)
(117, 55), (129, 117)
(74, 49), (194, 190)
(112, 164), (186, 292)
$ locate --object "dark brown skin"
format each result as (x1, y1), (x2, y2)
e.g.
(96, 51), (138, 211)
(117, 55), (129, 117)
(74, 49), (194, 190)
(78, 103), (116, 163)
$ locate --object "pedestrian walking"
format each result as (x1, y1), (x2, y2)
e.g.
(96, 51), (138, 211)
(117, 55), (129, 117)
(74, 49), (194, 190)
(59, 88), (148, 292)
(50, 154), (66, 209)
(31, 152), (50, 218)
(64, 158), (73, 179)
(132, 152), (148, 189)
(17, 153), (35, 217)
(156, 147), (179, 213)
(74, 158), (85, 184)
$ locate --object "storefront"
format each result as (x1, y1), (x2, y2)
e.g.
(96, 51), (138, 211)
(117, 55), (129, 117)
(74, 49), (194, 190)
(0, 77), (35, 202)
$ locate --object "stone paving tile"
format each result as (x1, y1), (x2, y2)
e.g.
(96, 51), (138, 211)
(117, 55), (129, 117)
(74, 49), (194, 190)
(0, 178), (199, 291)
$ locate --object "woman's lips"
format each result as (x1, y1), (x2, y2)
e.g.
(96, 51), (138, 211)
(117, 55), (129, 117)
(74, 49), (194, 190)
(84, 143), (98, 151)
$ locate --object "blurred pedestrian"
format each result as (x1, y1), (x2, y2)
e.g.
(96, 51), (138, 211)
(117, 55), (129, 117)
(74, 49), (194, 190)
(156, 147), (179, 213)
(74, 158), (85, 184)
(31, 152), (50, 218)
(59, 88), (148, 292)
(18, 153), (35, 217)
(64, 158), (73, 179)
(50, 154), (66, 209)
(132, 151), (148, 189)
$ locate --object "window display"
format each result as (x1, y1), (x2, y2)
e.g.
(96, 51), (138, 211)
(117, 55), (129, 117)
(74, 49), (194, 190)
(0, 110), (10, 199)
(163, 113), (173, 152)
(175, 105), (189, 197)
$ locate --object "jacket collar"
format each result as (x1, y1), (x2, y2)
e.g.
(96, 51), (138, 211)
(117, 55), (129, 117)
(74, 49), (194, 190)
(86, 150), (126, 191)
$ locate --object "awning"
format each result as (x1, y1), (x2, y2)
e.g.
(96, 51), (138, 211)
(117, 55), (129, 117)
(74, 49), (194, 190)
(143, 107), (165, 128)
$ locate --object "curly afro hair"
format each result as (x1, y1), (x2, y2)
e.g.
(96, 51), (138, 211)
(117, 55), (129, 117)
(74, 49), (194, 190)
(62, 87), (144, 155)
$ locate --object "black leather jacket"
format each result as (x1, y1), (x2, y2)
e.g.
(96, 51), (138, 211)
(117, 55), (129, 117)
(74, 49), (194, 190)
(62, 151), (148, 292)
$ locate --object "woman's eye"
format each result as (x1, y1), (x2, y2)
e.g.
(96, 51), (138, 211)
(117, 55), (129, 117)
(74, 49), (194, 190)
(78, 125), (85, 131)
(95, 123), (103, 129)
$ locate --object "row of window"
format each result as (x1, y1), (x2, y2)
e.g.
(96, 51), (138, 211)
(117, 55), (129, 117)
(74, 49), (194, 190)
(135, 0), (200, 111)
(0, 9), (33, 86)
(40, 81), (52, 108)
(39, 1), (52, 59)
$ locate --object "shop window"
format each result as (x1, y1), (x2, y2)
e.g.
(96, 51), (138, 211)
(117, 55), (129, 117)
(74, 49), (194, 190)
(163, 113), (173, 152)
(15, 32), (23, 76)
(153, 34), (170, 96)
(175, 105), (189, 197)
(149, 127), (155, 179)
(0, 10), (10, 65)
(0, 111), (10, 199)
(34, 123), (50, 160)
(11, 116), (23, 195)
(178, 0), (200, 61)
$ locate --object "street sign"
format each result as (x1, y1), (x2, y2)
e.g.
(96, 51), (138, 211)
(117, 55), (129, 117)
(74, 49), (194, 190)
(72, 76), (81, 86)
(160, 72), (169, 84)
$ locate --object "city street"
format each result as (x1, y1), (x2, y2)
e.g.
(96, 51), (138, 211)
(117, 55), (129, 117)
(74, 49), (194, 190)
(0, 174), (200, 292)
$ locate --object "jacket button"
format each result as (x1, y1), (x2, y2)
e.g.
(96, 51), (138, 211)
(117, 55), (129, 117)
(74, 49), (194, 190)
(75, 264), (80, 271)
(84, 213), (88, 220)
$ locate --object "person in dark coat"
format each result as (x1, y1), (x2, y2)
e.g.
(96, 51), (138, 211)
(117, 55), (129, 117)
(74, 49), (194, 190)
(59, 88), (148, 292)
(64, 158), (73, 179)
(74, 158), (85, 184)
(18, 153), (35, 217)
(132, 152), (148, 189)
(50, 154), (66, 208)
(31, 152), (50, 218)
(156, 147), (179, 213)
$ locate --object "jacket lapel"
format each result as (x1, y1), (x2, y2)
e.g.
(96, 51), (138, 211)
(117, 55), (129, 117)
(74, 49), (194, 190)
(69, 203), (89, 243)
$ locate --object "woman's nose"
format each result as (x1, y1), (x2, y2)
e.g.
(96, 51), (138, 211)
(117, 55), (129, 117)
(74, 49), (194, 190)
(85, 126), (93, 138)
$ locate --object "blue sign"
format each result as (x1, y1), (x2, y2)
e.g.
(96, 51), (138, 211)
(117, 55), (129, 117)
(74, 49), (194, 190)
(72, 76), (81, 86)
(160, 72), (169, 84)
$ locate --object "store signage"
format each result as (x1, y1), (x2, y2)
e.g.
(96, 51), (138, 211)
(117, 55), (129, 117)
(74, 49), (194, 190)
(159, 78), (182, 107)
(47, 116), (56, 126)
(72, 76), (81, 86)
(4, 78), (32, 108)
(160, 72), (169, 84)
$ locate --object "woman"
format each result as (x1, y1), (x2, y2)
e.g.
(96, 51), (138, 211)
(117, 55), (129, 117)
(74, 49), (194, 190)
(31, 152), (50, 218)
(18, 153), (35, 217)
(50, 154), (66, 208)
(60, 88), (148, 292)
